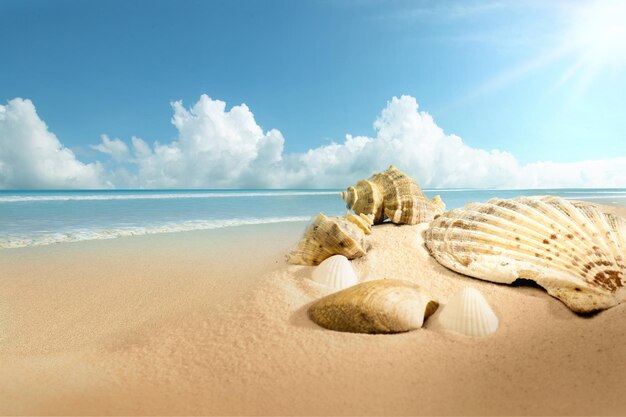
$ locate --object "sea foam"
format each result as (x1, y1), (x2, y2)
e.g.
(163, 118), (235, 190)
(0, 191), (339, 203)
(0, 216), (310, 249)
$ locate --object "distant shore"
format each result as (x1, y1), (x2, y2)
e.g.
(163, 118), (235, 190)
(1, 204), (625, 415)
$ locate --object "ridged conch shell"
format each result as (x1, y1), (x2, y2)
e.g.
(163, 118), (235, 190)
(308, 279), (439, 334)
(311, 255), (359, 290)
(287, 213), (369, 266)
(425, 196), (626, 313)
(438, 288), (499, 337)
(341, 165), (445, 225)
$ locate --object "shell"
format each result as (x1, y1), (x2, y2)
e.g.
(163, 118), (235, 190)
(438, 288), (499, 337)
(345, 212), (373, 235)
(311, 255), (359, 290)
(287, 213), (369, 266)
(341, 165), (445, 225)
(308, 279), (439, 334)
(341, 179), (384, 223)
(425, 196), (626, 313)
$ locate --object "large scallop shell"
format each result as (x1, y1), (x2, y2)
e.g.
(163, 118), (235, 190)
(308, 279), (439, 334)
(438, 288), (499, 337)
(341, 165), (444, 225)
(311, 255), (359, 290)
(425, 196), (626, 313)
(287, 213), (369, 266)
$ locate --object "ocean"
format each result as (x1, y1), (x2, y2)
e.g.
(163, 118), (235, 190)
(1, 188), (626, 249)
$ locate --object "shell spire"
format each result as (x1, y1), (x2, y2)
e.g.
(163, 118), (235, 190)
(425, 196), (626, 313)
(341, 166), (445, 225)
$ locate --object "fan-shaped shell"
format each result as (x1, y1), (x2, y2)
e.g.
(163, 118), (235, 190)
(341, 166), (445, 225)
(287, 213), (368, 266)
(438, 288), (498, 337)
(308, 279), (439, 334)
(425, 196), (626, 313)
(311, 255), (359, 290)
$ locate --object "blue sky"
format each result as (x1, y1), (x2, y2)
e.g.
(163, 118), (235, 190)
(1, 0), (626, 189)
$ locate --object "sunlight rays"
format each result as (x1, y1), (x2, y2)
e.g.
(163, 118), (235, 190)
(453, 0), (626, 106)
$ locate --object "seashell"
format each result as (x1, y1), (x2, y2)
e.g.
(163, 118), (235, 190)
(341, 179), (384, 223)
(308, 279), (439, 334)
(425, 196), (626, 313)
(438, 288), (499, 337)
(345, 211), (373, 234)
(341, 166), (445, 225)
(287, 213), (368, 266)
(311, 255), (359, 290)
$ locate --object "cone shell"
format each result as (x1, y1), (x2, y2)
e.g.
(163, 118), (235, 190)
(341, 166), (445, 225)
(311, 255), (359, 290)
(438, 288), (499, 337)
(308, 279), (439, 334)
(425, 196), (626, 313)
(287, 213), (368, 266)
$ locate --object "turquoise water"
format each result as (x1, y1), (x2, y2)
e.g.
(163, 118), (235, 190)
(1, 188), (626, 249)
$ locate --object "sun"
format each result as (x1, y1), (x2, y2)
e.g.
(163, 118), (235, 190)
(563, 0), (626, 80)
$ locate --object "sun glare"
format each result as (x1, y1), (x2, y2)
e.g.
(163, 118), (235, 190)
(567, 0), (626, 70)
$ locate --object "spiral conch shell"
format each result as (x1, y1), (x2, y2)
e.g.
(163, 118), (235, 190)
(341, 165), (444, 225)
(287, 212), (373, 266)
(425, 196), (626, 313)
(308, 279), (439, 334)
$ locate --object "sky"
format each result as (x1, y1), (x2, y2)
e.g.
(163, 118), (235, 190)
(1, 0), (626, 189)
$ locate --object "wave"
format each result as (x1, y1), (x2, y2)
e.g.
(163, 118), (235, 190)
(567, 195), (626, 200)
(0, 216), (311, 249)
(0, 191), (339, 203)
(561, 191), (626, 194)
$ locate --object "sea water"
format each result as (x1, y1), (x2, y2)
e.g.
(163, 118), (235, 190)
(1, 188), (626, 249)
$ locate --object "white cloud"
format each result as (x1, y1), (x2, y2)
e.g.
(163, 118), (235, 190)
(116, 95), (286, 188)
(0, 98), (105, 189)
(2, 94), (626, 190)
(92, 134), (129, 162)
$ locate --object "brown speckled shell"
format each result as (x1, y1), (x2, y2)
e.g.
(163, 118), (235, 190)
(425, 196), (626, 313)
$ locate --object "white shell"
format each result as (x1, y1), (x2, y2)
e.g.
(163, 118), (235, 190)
(438, 288), (499, 337)
(425, 196), (626, 313)
(311, 255), (358, 290)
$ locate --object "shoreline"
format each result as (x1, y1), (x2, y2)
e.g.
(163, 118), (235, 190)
(3, 197), (626, 251)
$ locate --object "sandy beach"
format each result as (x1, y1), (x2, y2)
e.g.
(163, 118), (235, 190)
(1, 206), (626, 415)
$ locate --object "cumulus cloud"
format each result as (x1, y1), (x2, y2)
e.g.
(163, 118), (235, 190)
(112, 95), (286, 188)
(108, 94), (621, 189)
(2, 94), (626, 189)
(92, 134), (130, 162)
(0, 98), (105, 189)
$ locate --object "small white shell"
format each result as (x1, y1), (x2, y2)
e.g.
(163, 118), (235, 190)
(438, 288), (499, 337)
(311, 255), (358, 290)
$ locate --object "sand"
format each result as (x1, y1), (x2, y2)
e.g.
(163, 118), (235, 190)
(1, 207), (626, 415)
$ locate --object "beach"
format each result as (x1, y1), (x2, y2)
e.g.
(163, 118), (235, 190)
(1, 204), (626, 415)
